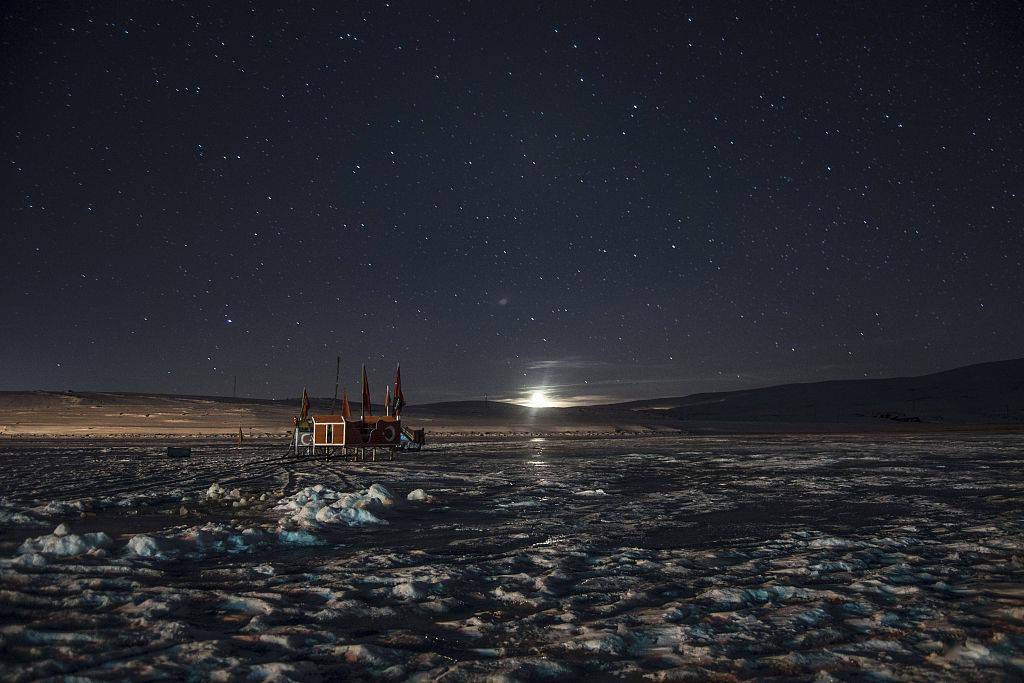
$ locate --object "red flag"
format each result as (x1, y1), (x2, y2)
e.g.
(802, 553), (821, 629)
(361, 365), (371, 418)
(385, 385), (392, 416)
(300, 387), (310, 420)
(341, 389), (351, 419)
(393, 364), (405, 415)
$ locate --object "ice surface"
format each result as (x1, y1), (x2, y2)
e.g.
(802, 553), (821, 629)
(0, 434), (1022, 680)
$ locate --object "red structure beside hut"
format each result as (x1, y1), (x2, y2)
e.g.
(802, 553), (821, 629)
(292, 364), (424, 457)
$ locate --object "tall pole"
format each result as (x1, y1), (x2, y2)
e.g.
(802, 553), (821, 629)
(233, 375), (237, 398)
(332, 355), (340, 414)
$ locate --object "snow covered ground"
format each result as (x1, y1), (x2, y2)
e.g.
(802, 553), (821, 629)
(0, 434), (1022, 680)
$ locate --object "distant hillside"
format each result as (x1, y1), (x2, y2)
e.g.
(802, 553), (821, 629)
(610, 357), (1024, 424)
(1, 358), (1021, 438)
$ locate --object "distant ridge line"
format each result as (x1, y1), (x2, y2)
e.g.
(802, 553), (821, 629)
(1, 358), (1021, 425)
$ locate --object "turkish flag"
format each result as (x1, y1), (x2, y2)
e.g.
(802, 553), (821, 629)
(341, 389), (351, 419)
(393, 364), (405, 415)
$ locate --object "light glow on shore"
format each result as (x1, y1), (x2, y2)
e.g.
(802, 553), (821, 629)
(502, 387), (615, 408)
(526, 390), (553, 408)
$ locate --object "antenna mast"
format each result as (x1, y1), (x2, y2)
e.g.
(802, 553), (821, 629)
(332, 355), (340, 414)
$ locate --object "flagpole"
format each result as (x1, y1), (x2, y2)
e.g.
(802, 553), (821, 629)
(332, 355), (340, 414)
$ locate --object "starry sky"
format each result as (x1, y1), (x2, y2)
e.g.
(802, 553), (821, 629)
(2, 2), (1022, 405)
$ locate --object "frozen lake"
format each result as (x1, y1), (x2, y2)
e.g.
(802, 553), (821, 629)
(1, 434), (1022, 680)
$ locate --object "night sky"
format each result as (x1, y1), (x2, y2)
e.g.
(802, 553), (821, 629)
(2, 3), (1022, 405)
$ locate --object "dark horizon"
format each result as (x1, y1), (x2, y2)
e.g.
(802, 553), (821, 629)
(3, 3), (1022, 406)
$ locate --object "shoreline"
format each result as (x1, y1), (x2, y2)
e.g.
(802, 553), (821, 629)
(2, 422), (1023, 448)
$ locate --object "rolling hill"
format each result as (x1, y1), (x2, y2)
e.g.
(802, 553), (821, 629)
(611, 357), (1024, 425)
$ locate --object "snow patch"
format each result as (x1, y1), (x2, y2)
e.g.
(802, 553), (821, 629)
(275, 483), (392, 530)
(18, 527), (113, 558)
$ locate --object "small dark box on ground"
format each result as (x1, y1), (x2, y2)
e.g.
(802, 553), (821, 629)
(167, 446), (191, 458)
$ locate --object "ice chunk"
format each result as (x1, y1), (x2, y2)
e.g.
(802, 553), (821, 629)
(809, 536), (859, 549)
(366, 483), (396, 506)
(0, 508), (39, 525)
(13, 552), (48, 568)
(407, 488), (433, 502)
(18, 531), (112, 557)
(126, 535), (161, 558)
(334, 643), (402, 666)
(157, 522), (271, 559)
(278, 530), (322, 545)
(315, 504), (386, 526)
(811, 560), (854, 573)
(29, 500), (86, 518)
(247, 662), (320, 682)
(392, 582), (426, 601)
